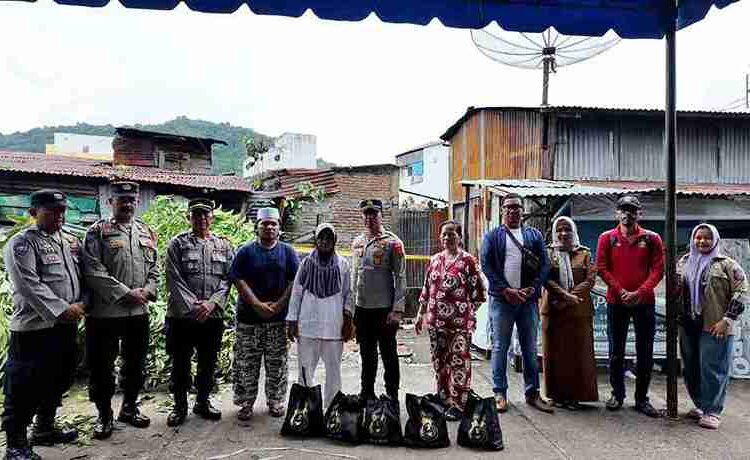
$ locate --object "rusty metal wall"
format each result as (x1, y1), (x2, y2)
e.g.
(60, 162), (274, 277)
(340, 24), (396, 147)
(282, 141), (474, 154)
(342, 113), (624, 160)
(449, 109), (544, 203)
(484, 110), (544, 180)
(554, 116), (750, 184)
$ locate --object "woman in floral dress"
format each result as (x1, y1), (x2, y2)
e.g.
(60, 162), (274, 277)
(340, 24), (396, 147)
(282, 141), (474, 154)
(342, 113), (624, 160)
(416, 220), (486, 420)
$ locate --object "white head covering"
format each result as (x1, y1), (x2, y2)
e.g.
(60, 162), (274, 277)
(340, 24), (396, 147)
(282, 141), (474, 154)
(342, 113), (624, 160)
(551, 216), (581, 291)
(256, 207), (280, 223)
(684, 223), (721, 316)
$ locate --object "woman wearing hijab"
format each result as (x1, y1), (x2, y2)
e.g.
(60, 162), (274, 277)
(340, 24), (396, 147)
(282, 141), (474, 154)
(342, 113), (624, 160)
(416, 220), (486, 420)
(541, 216), (598, 410)
(677, 223), (749, 430)
(286, 223), (354, 407)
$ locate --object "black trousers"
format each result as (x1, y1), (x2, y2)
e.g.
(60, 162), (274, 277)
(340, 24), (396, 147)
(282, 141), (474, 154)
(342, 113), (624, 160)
(607, 304), (656, 403)
(86, 315), (149, 409)
(2, 324), (77, 436)
(165, 317), (224, 401)
(354, 307), (400, 398)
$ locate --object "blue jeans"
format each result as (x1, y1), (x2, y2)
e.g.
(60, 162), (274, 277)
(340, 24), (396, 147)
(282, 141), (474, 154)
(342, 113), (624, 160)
(679, 316), (734, 415)
(489, 297), (540, 398)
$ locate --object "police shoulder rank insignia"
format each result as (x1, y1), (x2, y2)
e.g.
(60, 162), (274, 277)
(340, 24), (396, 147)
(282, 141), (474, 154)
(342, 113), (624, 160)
(13, 238), (30, 257)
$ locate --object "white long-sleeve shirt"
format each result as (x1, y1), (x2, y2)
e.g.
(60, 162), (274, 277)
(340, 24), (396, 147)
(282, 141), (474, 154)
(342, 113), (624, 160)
(286, 256), (353, 340)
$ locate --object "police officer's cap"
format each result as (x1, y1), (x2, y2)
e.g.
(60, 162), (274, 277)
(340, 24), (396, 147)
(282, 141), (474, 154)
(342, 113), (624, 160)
(111, 181), (140, 198)
(359, 199), (383, 213)
(616, 195), (642, 211)
(189, 198), (215, 213)
(30, 189), (67, 208)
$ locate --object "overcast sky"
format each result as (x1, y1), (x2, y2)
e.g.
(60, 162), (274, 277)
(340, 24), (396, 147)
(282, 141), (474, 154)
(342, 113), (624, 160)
(0, 1), (748, 166)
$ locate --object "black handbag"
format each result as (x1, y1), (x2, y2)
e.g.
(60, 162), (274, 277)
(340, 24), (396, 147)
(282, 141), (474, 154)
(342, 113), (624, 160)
(457, 391), (504, 451)
(403, 393), (450, 448)
(280, 371), (325, 437)
(361, 395), (403, 446)
(324, 391), (365, 444)
(505, 225), (541, 288)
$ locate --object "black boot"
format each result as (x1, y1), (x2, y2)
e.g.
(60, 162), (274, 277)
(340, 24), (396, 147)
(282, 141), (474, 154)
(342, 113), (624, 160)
(193, 398), (222, 421)
(117, 401), (150, 428)
(30, 414), (78, 446)
(92, 407), (114, 440)
(4, 430), (41, 460)
(167, 393), (188, 427)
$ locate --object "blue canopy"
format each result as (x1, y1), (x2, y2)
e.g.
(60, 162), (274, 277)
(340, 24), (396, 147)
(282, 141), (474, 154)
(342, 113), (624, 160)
(53, 0), (739, 38)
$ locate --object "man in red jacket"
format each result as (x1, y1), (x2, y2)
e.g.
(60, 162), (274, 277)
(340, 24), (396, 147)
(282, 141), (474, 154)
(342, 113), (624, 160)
(596, 195), (664, 418)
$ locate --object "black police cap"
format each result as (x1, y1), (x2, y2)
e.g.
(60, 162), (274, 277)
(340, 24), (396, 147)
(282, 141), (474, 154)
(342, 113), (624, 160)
(30, 189), (67, 208)
(359, 199), (383, 212)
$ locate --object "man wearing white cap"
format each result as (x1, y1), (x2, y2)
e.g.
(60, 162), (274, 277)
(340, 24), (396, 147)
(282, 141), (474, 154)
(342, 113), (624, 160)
(230, 207), (300, 421)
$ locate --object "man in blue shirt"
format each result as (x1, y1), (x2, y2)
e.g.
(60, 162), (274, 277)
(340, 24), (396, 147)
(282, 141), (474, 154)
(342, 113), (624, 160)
(230, 207), (299, 422)
(481, 194), (553, 414)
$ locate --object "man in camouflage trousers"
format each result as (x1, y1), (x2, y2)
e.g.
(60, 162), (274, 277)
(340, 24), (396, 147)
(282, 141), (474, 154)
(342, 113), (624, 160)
(351, 199), (406, 401)
(80, 181), (159, 440)
(230, 207), (299, 421)
(165, 198), (234, 426)
(2, 190), (84, 460)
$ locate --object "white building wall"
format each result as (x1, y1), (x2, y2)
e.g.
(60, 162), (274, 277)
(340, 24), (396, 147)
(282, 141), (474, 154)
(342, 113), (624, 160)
(244, 133), (317, 177)
(51, 133), (114, 160)
(398, 143), (449, 205)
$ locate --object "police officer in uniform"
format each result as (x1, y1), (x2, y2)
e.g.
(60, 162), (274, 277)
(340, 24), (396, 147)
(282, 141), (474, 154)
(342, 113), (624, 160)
(80, 181), (159, 440)
(2, 190), (83, 460)
(351, 199), (406, 400)
(165, 198), (234, 426)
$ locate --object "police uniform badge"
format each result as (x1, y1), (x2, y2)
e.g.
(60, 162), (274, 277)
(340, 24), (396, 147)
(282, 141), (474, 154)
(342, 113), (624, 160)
(13, 238), (29, 257)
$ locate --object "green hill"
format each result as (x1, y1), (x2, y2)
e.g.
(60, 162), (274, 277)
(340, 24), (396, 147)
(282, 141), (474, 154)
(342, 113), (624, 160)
(0, 117), (271, 176)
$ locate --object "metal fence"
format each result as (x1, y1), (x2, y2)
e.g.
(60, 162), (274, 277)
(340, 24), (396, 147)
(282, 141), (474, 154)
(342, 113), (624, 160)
(394, 208), (448, 290)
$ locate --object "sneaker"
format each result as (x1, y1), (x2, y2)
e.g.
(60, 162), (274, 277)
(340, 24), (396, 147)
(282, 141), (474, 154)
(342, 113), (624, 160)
(605, 395), (623, 411)
(93, 410), (114, 440)
(687, 407), (704, 420)
(634, 400), (661, 418)
(698, 414), (721, 430)
(237, 405), (254, 422)
(268, 402), (285, 418)
(494, 394), (508, 413)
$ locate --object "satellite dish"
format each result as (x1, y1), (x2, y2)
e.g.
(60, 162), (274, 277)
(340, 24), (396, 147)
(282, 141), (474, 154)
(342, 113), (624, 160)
(471, 26), (620, 105)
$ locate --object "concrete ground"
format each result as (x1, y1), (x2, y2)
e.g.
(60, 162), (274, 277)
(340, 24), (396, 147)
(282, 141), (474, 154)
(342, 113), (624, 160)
(29, 328), (750, 460)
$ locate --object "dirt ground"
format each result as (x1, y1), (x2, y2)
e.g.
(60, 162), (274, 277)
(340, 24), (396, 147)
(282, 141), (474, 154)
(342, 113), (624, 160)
(22, 327), (750, 459)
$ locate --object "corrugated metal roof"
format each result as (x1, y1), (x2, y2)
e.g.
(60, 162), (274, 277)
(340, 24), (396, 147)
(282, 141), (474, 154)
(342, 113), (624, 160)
(115, 127), (227, 146)
(460, 178), (750, 198)
(395, 141), (445, 158)
(441, 106), (750, 142)
(460, 179), (628, 198)
(575, 180), (750, 197)
(0, 151), (253, 192)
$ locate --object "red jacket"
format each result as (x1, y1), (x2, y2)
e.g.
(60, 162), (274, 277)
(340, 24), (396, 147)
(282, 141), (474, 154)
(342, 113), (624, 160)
(596, 224), (665, 305)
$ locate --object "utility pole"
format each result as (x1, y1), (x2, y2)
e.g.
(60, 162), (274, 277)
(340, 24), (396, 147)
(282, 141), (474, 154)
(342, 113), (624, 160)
(746, 73), (749, 109)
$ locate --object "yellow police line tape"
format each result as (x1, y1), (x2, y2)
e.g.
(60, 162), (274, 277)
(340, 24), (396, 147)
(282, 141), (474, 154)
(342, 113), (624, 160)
(292, 244), (432, 261)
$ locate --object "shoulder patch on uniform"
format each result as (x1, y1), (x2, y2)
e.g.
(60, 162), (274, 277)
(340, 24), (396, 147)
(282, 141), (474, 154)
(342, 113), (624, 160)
(12, 237), (30, 257)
